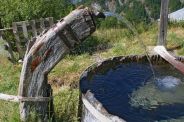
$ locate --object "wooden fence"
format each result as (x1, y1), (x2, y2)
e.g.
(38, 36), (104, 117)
(0, 17), (54, 63)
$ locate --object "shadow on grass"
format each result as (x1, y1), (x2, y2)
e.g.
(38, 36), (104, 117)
(71, 35), (112, 55)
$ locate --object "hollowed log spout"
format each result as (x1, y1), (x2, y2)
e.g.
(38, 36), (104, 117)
(18, 7), (104, 121)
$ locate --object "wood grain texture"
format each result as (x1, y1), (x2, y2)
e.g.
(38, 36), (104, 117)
(158, 0), (169, 46)
(12, 22), (25, 59)
(18, 7), (96, 121)
(154, 46), (184, 74)
(0, 93), (19, 102)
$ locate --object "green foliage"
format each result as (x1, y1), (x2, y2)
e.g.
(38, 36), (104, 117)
(99, 17), (125, 29)
(169, 21), (184, 28)
(167, 32), (184, 47)
(123, 1), (150, 24)
(72, 35), (110, 55)
(0, 0), (74, 27)
(144, 0), (161, 19)
(0, 57), (21, 121)
(1, 25), (184, 121)
(169, 0), (184, 12)
(135, 22), (150, 34)
(0, 101), (19, 122)
(54, 88), (79, 122)
(83, 0), (183, 26)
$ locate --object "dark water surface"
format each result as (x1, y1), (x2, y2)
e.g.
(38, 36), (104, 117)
(80, 63), (184, 122)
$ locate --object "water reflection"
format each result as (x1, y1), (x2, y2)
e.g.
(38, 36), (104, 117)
(80, 63), (184, 122)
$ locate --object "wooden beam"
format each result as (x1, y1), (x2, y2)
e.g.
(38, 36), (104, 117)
(0, 93), (19, 102)
(158, 0), (169, 47)
(154, 46), (184, 74)
(0, 93), (53, 103)
(0, 28), (13, 31)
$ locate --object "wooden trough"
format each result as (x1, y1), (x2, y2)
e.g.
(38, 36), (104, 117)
(79, 55), (184, 122)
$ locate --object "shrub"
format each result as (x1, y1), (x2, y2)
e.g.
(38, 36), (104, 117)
(0, 0), (74, 27)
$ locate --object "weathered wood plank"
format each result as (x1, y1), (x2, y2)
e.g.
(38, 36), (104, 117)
(12, 22), (24, 59)
(1, 17), (54, 62)
(13, 17), (53, 33)
(0, 93), (53, 102)
(158, 0), (169, 46)
(40, 18), (45, 32)
(0, 93), (19, 102)
(30, 20), (37, 37)
(154, 46), (184, 74)
(22, 21), (29, 39)
(48, 17), (54, 27)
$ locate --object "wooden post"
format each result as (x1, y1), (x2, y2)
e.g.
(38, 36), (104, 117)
(18, 7), (97, 121)
(158, 0), (169, 47)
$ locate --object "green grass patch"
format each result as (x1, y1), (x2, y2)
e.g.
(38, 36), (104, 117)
(0, 26), (184, 121)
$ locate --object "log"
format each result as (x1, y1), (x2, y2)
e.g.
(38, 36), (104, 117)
(154, 46), (184, 74)
(18, 7), (100, 121)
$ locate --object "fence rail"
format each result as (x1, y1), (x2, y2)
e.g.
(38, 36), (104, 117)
(0, 93), (19, 102)
(0, 17), (54, 62)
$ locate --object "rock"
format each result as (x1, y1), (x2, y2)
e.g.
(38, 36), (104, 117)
(155, 76), (182, 91)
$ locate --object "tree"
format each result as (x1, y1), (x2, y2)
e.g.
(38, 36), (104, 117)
(0, 0), (74, 27)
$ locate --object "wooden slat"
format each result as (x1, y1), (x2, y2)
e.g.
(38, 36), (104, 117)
(30, 20), (37, 37)
(40, 18), (45, 31)
(49, 17), (54, 26)
(22, 21), (29, 39)
(0, 93), (19, 102)
(0, 93), (53, 102)
(0, 28), (13, 31)
(1, 17), (54, 61)
(11, 17), (54, 35)
(15, 21), (26, 26)
(12, 22), (24, 59)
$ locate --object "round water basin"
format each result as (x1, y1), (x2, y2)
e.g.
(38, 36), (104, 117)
(79, 55), (184, 122)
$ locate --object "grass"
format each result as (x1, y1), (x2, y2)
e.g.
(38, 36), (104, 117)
(0, 25), (184, 121)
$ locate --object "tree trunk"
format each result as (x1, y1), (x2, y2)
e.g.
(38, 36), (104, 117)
(18, 7), (96, 121)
